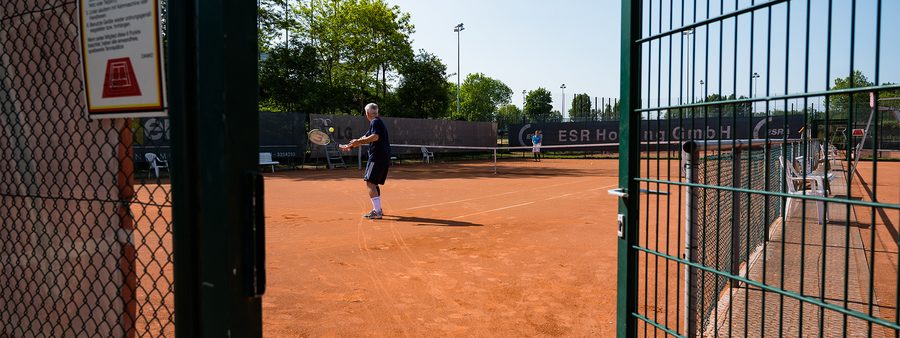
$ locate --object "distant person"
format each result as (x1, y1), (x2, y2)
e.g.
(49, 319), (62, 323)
(531, 130), (542, 162)
(339, 103), (391, 219)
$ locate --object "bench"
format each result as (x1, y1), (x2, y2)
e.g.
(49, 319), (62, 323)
(259, 152), (280, 173)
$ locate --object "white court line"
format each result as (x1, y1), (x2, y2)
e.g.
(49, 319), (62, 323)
(544, 193), (573, 201)
(403, 178), (599, 211)
(544, 183), (617, 200)
(453, 202), (535, 219)
(588, 184), (618, 192)
(451, 183), (618, 219)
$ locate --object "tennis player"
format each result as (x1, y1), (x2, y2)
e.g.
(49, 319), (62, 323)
(531, 130), (542, 162)
(339, 103), (391, 219)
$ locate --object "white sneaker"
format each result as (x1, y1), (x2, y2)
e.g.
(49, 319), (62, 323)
(363, 210), (383, 219)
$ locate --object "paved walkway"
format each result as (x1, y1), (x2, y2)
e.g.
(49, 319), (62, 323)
(704, 164), (895, 337)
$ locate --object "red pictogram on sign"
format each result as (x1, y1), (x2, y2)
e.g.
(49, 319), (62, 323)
(102, 58), (142, 98)
(852, 128), (865, 137)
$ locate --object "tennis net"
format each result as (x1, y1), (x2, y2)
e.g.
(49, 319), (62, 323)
(386, 143), (622, 174)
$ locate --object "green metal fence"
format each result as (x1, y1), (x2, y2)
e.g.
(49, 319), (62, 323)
(617, 0), (900, 337)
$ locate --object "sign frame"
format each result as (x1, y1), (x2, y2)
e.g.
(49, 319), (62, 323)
(78, 0), (168, 119)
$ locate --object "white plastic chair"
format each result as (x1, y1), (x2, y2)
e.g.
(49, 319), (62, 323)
(819, 143), (843, 169)
(259, 152), (280, 173)
(780, 156), (826, 224)
(421, 147), (434, 163)
(145, 153), (169, 178)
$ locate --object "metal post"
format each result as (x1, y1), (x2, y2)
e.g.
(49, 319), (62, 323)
(493, 148), (497, 174)
(731, 147), (743, 283)
(454, 23), (464, 117)
(561, 84), (566, 118)
(615, 0), (643, 336)
(522, 89), (527, 117)
(682, 141), (699, 338)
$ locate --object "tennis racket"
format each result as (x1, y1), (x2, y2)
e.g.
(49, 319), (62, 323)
(308, 129), (331, 146)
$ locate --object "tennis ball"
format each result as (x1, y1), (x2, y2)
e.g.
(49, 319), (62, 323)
(328, 127), (335, 133)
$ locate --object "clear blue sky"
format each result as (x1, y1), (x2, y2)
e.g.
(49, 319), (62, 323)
(386, 0), (899, 116)
(641, 0), (900, 111)
(386, 0), (622, 117)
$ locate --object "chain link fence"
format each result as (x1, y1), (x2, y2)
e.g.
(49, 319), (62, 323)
(1, 1), (174, 336)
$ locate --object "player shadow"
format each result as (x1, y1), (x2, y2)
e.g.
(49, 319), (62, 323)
(384, 215), (483, 227)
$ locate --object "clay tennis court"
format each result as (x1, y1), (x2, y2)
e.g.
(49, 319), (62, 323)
(260, 157), (621, 337)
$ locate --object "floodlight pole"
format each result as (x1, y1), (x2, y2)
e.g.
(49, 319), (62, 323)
(683, 29), (693, 103)
(522, 89), (527, 122)
(454, 23), (465, 117)
(752, 72), (760, 114)
(561, 84), (566, 119)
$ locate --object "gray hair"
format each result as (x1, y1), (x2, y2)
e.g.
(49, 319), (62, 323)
(365, 103), (379, 115)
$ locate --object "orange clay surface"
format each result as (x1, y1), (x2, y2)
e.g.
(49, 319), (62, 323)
(261, 157), (621, 337)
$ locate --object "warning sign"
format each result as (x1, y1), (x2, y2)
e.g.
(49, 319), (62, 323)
(852, 128), (865, 137)
(78, 0), (166, 118)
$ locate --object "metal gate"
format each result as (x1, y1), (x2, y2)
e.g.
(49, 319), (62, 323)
(616, 0), (900, 337)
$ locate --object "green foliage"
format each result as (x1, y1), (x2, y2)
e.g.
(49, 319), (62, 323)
(598, 99), (619, 120)
(827, 71), (900, 123)
(664, 93), (751, 119)
(395, 51), (451, 118)
(257, 0), (416, 113)
(258, 43), (323, 113)
(496, 104), (524, 130)
(454, 73), (512, 121)
(548, 110), (563, 122)
(568, 93), (595, 121)
(829, 70), (874, 120)
(300, 0), (414, 101)
(524, 88), (553, 122)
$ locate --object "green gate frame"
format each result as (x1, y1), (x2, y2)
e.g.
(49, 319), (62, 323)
(616, 0), (900, 337)
(168, 0), (265, 336)
(616, 0), (644, 337)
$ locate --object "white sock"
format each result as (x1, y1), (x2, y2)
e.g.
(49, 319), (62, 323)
(372, 197), (382, 212)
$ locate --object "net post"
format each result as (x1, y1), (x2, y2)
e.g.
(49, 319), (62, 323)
(493, 148), (497, 174)
(731, 147), (743, 286)
(682, 141), (699, 338)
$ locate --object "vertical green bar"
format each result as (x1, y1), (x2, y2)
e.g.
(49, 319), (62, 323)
(169, 0), (263, 336)
(616, 0), (643, 337)
(167, 0), (199, 335)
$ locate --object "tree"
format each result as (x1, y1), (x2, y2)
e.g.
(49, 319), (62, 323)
(665, 93), (751, 119)
(599, 98), (619, 120)
(569, 93), (595, 121)
(548, 110), (564, 122)
(524, 88), (553, 122)
(258, 43), (324, 113)
(454, 73), (512, 121)
(830, 70), (875, 121)
(299, 0), (414, 110)
(395, 51), (451, 118)
(496, 104), (524, 131)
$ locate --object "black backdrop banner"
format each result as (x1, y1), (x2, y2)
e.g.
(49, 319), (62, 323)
(508, 116), (805, 147)
(133, 112), (308, 163)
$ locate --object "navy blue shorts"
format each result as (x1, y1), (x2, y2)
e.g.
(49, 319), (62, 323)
(364, 160), (389, 185)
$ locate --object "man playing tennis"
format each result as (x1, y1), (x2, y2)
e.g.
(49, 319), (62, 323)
(339, 103), (391, 219)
